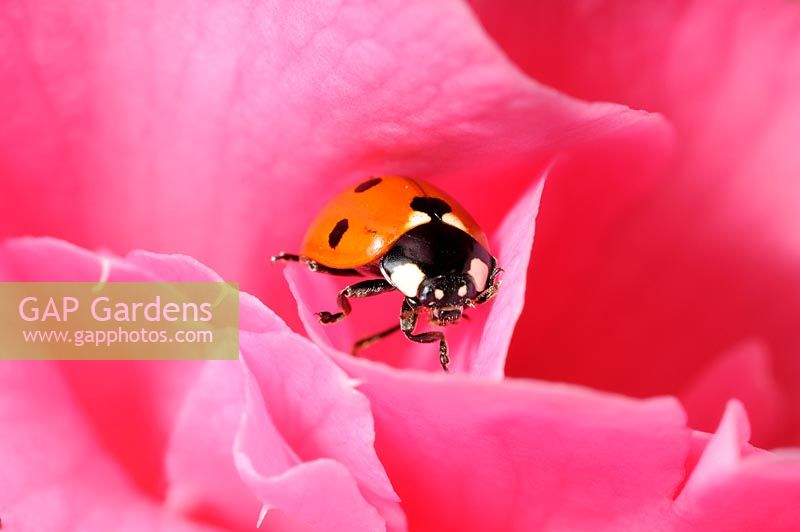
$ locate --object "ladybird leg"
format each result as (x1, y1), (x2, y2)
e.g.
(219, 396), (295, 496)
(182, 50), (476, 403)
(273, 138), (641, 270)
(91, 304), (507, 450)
(400, 299), (450, 372)
(271, 252), (362, 277)
(271, 252), (303, 263)
(351, 323), (402, 354)
(317, 279), (396, 324)
(475, 265), (504, 305)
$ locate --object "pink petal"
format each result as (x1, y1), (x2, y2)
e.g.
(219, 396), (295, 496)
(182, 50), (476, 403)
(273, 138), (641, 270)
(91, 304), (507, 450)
(681, 428), (761, 494)
(0, 239), (390, 530)
(677, 401), (754, 501)
(165, 360), (261, 530)
(0, 237), (158, 283)
(673, 400), (800, 531)
(236, 456), (382, 532)
(0, 0), (670, 332)
(681, 342), (786, 447)
(0, 361), (225, 532)
(473, 0), (800, 445)
(0, 238), (203, 494)
(335, 358), (689, 531)
(125, 250), (288, 335)
(235, 330), (404, 531)
(448, 171), (546, 375)
(0, 237), (279, 500)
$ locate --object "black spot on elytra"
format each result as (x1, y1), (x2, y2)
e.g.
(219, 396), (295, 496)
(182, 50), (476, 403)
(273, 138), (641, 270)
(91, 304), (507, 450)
(354, 177), (382, 193)
(328, 219), (349, 248)
(410, 196), (452, 219)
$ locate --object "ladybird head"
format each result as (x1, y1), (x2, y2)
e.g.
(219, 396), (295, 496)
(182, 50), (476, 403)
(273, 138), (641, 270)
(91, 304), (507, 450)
(416, 273), (477, 325)
(380, 222), (496, 325)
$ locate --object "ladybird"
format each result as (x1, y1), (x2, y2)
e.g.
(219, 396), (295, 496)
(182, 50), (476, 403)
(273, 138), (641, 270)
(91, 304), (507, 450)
(272, 176), (501, 371)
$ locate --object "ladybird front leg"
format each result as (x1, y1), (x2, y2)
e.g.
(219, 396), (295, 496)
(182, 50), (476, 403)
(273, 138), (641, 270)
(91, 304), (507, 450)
(399, 299), (450, 372)
(317, 279), (396, 324)
(271, 252), (363, 277)
(475, 265), (503, 305)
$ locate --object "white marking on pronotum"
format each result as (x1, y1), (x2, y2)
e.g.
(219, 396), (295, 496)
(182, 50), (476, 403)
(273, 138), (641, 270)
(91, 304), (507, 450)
(468, 258), (490, 291)
(442, 212), (467, 232)
(457, 284), (468, 297)
(405, 211), (432, 229)
(434, 288), (445, 300)
(390, 263), (426, 297)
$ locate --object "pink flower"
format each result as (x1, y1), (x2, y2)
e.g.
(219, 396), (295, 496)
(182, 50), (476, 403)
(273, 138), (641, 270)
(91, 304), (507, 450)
(471, 0), (800, 448)
(1, 1), (799, 531)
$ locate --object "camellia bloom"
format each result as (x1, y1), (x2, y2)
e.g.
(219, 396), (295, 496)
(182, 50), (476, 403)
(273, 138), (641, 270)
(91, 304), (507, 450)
(470, 0), (800, 448)
(1, 1), (800, 532)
